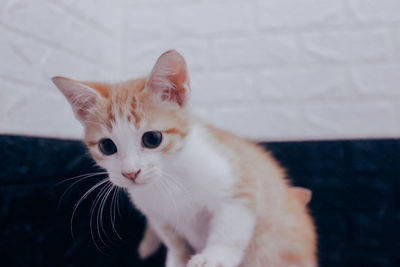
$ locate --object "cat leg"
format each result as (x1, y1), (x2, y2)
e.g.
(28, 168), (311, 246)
(187, 203), (255, 267)
(151, 222), (193, 267)
(138, 220), (162, 259)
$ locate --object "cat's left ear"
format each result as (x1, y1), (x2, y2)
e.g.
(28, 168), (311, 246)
(146, 50), (190, 108)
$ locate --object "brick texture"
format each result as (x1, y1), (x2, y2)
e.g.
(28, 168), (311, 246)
(1, 0), (400, 141)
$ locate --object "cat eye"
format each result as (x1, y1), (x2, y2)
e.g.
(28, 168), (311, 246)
(98, 138), (117, 155)
(142, 131), (162, 149)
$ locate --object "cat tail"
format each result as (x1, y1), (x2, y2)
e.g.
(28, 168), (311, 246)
(292, 186), (312, 205)
(138, 221), (162, 259)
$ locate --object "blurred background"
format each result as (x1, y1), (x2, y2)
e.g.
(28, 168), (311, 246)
(0, 0), (399, 141)
(1, 0), (400, 266)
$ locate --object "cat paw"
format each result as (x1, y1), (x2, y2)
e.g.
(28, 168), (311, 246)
(187, 252), (237, 267)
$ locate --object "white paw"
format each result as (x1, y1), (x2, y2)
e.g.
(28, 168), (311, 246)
(187, 252), (237, 267)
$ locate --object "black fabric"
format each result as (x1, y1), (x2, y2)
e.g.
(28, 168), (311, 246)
(0, 135), (399, 267)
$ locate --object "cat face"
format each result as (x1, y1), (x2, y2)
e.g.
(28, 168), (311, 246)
(53, 50), (191, 188)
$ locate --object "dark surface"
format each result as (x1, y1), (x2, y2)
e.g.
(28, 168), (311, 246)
(0, 135), (399, 267)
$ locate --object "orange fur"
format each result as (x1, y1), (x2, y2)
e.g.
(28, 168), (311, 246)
(77, 81), (316, 266)
(77, 77), (190, 158)
(204, 123), (317, 266)
(53, 50), (317, 267)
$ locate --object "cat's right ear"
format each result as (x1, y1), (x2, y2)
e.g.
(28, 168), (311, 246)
(52, 76), (102, 122)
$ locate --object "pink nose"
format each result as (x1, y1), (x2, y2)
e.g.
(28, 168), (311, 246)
(122, 169), (141, 181)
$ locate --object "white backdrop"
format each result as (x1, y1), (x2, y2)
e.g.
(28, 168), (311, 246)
(1, 0), (400, 141)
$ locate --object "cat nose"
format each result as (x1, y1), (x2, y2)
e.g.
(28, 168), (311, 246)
(122, 169), (141, 181)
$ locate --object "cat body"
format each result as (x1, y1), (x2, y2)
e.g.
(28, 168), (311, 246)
(53, 50), (317, 267)
(131, 121), (232, 252)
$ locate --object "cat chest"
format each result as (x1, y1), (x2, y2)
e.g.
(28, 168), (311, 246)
(138, 195), (212, 252)
(176, 207), (212, 252)
(155, 201), (211, 250)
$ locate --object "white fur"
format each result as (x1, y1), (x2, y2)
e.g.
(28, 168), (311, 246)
(98, 117), (255, 267)
(55, 50), (257, 267)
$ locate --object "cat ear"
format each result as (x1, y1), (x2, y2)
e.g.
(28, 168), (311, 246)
(146, 50), (190, 108)
(52, 76), (103, 122)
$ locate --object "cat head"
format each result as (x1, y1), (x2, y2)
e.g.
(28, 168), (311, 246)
(52, 50), (191, 188)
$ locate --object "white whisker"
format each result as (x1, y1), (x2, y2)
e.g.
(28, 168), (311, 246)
(110, 186), (122, 240)
(98, 183), (115, 245)
(58, 172), (108, 209)
(91, 182), (112, 248)
(116, 188), (122, 217)
(70, 178), (109, 238)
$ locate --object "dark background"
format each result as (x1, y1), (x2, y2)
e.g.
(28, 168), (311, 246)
(1, 135), (399, 267)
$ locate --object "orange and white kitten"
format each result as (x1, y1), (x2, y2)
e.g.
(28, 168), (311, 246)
(52, 50), (317, 267)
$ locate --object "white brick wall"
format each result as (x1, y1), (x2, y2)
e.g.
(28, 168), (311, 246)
(1, 0), (400, 141)
(0, 0), (122, 139)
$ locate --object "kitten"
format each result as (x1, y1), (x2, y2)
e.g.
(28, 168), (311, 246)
(52, 50), (317, 267)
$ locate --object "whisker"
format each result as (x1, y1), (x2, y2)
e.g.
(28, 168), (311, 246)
(90, 182), (112, 248)
(58, 172), (108, 209)
(70, 178), (109, 238)
(56, 171), (108, 186)
(161, 171), (193, 204)
(98, 184), (115, 245)
(91, 182), (110, 214)
(90, 182), (111, 252)
(116, 188), (122, 217)
(110, 187), (122, 240)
